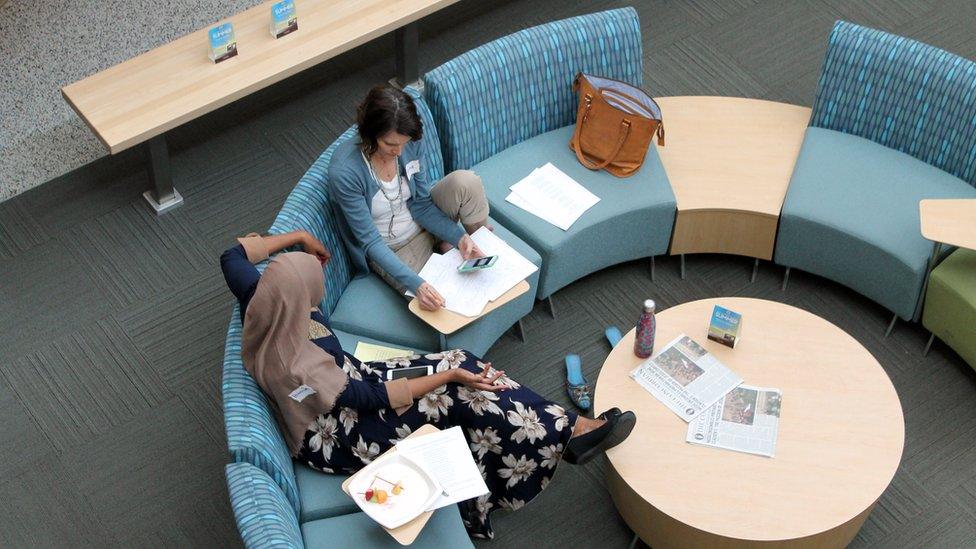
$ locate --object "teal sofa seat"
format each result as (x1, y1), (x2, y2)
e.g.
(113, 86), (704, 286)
(293, 464), (356, 523)
(776, 127), (976, 321)
(226, 462), (473, 549)
(472, 125), (674, 298)
(424, 8), (673, 300)
(330, 216), (541, 356)
(775, 20), (976, 322)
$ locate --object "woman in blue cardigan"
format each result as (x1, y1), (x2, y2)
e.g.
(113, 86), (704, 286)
(329, 84), (490, 310)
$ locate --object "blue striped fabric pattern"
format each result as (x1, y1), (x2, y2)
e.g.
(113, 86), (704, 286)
(269, 127), (357, 316)
(222, 306), (302, 514)
(405, 86), (447, 182)
(225, 463), (304, 549)
(810, 20), (976, 187)
(423, 8), (644, 172)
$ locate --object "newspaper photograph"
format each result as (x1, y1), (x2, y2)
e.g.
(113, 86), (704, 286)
(686, 385), (782, 457)
(629, 334), (743, 422)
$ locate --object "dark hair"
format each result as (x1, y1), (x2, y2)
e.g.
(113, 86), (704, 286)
(356, 85), (423, 155)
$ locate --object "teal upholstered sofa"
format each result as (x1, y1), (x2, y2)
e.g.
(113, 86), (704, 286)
(776, 21), (976, 324)
(225, 462), (472, 549)
(423, 7), (676, 302)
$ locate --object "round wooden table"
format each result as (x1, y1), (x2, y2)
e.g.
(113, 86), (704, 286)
(594, 298), (904, 548)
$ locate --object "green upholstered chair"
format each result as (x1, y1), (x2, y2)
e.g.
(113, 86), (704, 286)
(923, 248), (976, 369)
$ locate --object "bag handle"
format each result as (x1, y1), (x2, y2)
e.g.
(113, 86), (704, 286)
(573, 94), (632, 170)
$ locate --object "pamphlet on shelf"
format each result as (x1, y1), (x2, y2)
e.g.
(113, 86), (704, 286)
(354, 342), (414, 363)
(707, 305), (742, 348)
(395, 426), (489, 510)
(208, 22), (238, 63)
(270, 0), (298, 38)
(630, 334), (743, 422)
(687, 384), (782, 457)
(505, 163), (600, 230)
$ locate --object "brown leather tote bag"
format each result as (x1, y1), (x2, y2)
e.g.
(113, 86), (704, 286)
(569, 73), (664, 177)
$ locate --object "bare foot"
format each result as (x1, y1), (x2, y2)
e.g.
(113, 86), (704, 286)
(571, 416), (606, 438)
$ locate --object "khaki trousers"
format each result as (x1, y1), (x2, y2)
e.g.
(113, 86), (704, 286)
(369, 170), (489, 295)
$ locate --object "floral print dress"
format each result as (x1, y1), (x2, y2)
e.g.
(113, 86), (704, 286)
(298, 347), (578, 539)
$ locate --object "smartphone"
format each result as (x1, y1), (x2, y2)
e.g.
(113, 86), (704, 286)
(386, 365), (433, 380)
(457, 255), (498, 273)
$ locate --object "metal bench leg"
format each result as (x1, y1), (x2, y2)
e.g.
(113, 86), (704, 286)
(143, 134), (183, 214)
(394, 22), (420, 89)
(649, 256), (656, 282)
(923, 333), (935, 356)
(544, 296), (556, 319)
(884, 314), (897, 338)
(680, 254), (686, 280)
(781, 267), (791, 291)
(514, 319), (526, 343)
(751, 258), (759, 283)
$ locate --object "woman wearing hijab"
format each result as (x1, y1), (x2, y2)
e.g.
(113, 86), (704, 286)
(220, 232), (636, 539)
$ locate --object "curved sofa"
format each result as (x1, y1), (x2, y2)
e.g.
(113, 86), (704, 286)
(775, 21), (976, 322)
(223, 12), (976, 547)
(423, 7), (676, 301)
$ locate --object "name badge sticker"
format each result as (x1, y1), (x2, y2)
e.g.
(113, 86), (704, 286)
(289, 384), (316, 402)
(405, 160), (421, 180)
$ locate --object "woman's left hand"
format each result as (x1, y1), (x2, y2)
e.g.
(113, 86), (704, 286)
(451, 362), (507, 392)
(301, 232), (332, 265)
(458, 234), (485, 260)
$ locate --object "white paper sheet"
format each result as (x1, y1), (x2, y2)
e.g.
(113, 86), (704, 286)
(505, 163), (600, 230)
(396, 426), (489, 511)
(414, 253), (489, 317)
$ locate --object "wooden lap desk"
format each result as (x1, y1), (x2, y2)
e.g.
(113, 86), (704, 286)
(341, 423), (439, 545)
(409, 280), (530, 348)
(655, 96), (810, 261)
(593, 297), (904, 548)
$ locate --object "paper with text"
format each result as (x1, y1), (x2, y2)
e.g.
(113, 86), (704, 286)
(353, 342), (414, 363)
(687, 385), (782, 457)
(396, 426), (489, 510)
(505, 163), (600, 230)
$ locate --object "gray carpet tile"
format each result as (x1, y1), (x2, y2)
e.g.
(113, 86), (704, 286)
(0, 454), (121, 547)
(0, 234), (121, 358)
(118, 270), (234, 391)
(65, 397), (239, 547)
(0, 0), (975, 547)
(2, 317), (172, 454)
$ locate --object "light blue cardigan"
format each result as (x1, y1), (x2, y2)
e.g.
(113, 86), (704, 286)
(328, 138), (465, 292)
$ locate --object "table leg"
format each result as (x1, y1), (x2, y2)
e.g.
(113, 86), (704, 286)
(679, 254), (686, 280)
(751, 258), (759, 283)
(143, 134), (183, 214)
(394, 22), (420, 89)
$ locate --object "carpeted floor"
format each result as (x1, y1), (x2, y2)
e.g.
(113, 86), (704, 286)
(1, 0), (976, 547)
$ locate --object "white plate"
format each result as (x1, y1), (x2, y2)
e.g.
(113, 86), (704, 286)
(348, 453), (441, 530)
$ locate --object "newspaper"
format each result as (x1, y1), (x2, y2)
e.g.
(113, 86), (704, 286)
(630, 334), (743, 422)
(687, 385), (782, 458)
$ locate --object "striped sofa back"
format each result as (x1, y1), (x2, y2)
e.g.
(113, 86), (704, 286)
(423, 7), (644, 172)
(225, 462), (304, 548)
(270, 128), (357, 316)
(222, 306), (302, 514)
(811, 20), (976, 186)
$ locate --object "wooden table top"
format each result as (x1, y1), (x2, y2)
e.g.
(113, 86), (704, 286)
(593, 297), (904, 542)
(920, 199), (976, 251)
(409, 280), (530, 335)
(655, 96), (811, 218)
(61, 0), (458, 154)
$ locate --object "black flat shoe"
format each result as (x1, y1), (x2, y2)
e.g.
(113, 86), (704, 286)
(564, 410), (636, 465)
(598, 407), (621, 421)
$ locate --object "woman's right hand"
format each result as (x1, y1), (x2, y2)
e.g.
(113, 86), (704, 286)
(416, 282), (445, 310)
(450, 363), (507, 392)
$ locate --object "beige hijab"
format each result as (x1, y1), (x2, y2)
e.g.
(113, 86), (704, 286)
(241, 251), (351, 455)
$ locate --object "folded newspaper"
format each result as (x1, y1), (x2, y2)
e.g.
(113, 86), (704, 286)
(630, 334), (743, 422)
(687, 385), (782, 457)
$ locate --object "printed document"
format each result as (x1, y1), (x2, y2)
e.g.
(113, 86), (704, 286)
(353, 342), (414, 363)
(396, 426), (489, 511)
(505, 163), (600, 230)
(408, 228), (538, 316)
(687, 385), (782, 457)
(630, 334), (743, 422)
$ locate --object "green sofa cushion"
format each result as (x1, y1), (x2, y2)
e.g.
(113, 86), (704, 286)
(923, 248), (976, 368)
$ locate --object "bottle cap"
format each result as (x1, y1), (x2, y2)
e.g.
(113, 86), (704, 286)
(643, 299), (655, 313)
